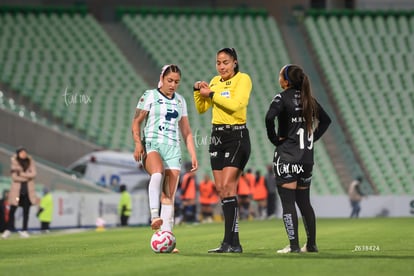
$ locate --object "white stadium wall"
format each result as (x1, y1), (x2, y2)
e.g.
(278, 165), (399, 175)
(309, 195), (414, 218)
(14, 191), (150, 230)
(13, 193), (414, 231)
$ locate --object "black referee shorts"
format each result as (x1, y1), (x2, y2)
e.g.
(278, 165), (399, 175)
(209, 126), (250, 171)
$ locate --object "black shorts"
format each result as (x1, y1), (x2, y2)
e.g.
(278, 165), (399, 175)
(209, 126), (250, 171)
(273, 158), (313, 187)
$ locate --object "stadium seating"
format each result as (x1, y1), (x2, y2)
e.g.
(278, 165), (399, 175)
(304, 10), (414, 194)
(0, 9), (148, 150)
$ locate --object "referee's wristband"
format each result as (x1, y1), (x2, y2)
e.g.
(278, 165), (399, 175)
(209, 92), (215, 99)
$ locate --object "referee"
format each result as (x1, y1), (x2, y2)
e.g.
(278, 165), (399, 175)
(194, 47), (252, 253)
(265, 64), (331, 253)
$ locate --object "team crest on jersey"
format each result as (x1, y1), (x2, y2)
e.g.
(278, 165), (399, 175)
(293, 98), (301, 106)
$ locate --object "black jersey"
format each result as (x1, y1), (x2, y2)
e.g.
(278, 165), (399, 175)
(265, 88), (331, 164)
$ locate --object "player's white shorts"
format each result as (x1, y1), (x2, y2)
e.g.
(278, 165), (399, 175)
(145, 141), (182, 170)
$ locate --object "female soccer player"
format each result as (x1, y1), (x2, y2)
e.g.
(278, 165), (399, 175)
(194, 47), (252, 253)
(265, 64), (331, 253)
(132, 64), (198, 245)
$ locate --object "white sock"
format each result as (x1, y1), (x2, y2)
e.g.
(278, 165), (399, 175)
(160, 204), (174, 231)
(148, 172), (163, 219)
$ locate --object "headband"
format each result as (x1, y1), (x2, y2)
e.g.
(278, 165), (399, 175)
(157, 64), (171, 88)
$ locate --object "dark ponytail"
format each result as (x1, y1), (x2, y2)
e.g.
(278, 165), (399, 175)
(301, 74), (318, 134)
(284, 65), (318, 134)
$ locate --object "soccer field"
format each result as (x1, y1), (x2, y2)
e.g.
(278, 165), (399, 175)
(0, 218), (413, 276)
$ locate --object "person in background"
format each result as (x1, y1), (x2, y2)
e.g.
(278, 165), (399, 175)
(199, 173), (219, 223)
(348, 176), (364, 218)
(237, 172), (251, 220)
(2, 147), (39, 239)
(244, 169), (256, 195)
(37, 187), (53, 233)
(264, 164), (278, 219)
(0, 190), (10, 233)
(180, 162), (197, 223)
(118, 184), (132, 226)
(265, 64), (331, 253)
(244, 168), (256, 218)
(253, 170), (268, 220)
(194, 47), (252, 253)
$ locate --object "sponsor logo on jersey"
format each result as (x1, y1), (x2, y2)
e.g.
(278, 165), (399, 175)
(220, 91), (230, 98)
(165, 109), (179, 121)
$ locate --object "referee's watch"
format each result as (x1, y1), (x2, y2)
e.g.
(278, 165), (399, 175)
(193, 81), (201, 90)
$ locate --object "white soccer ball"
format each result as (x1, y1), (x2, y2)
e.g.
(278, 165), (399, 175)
(150, 230), (176, 253)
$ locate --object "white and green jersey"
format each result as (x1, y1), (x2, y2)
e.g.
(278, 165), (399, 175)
(137, 89), (187, 147)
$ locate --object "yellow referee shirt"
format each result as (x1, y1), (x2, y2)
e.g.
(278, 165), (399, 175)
(194, 72), (252, 125)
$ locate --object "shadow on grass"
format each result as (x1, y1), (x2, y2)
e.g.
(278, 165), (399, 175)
(179, 251), (414, 260)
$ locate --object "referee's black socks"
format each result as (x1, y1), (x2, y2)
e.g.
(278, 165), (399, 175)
(221, 196), (240, 246)
(277, 186), (300, 251)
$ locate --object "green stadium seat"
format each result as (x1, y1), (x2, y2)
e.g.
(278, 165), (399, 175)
(304, 12), (414, 195)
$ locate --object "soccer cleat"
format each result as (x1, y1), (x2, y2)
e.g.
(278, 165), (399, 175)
(277, 245), (301, 254)
(301, 244), (319, 253)
(172, 248), (180, 253)
(151, 218), (163, 230)
(230, 244), (243, 253)
(19, 231), (30, 238)
(208, 242), (243, 253)
(208, 242), (232, 253)
(1, 230), (11, 239)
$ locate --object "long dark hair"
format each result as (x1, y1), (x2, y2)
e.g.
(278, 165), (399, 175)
(283, 64), (318, 133)
(16, 147), (30, 171)
(217, 47), (239, 74)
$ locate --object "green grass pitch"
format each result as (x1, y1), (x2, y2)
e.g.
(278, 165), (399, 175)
(0, 218), (413, 275)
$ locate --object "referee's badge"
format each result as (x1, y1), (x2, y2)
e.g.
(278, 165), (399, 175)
(221, 91), (230, 98)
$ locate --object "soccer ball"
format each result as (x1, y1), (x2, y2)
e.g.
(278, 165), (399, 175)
(150, 230), (176, 253)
